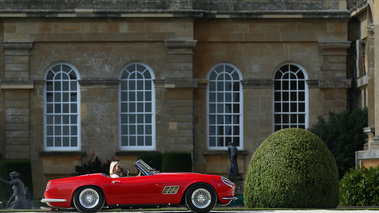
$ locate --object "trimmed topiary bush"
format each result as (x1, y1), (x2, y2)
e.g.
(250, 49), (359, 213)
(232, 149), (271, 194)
(244, 128), (339, 208)
(339, 166), (379, 206)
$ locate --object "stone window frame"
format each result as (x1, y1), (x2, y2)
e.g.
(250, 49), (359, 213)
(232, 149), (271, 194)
(43, 62), (81, 151)
(207, 62), (243, 151)
(118, 62), (156, 151)
(273, 62), (309, 131)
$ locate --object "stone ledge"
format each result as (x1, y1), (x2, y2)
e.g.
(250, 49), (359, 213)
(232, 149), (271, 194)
(203, 150), (248, 155)
(39, 151), (86, 156)
(115, 151), (154, 156)
(0, 80), (34, 90)
(78, 79), (120, 86)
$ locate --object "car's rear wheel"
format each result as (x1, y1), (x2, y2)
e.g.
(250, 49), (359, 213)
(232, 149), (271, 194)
(185, 183), (217, 213)
(73, 186), (105, 212)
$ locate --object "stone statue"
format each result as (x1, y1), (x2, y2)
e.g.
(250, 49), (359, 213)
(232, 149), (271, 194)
(228, 142), (241, 179)
(0, 171), (27, 209)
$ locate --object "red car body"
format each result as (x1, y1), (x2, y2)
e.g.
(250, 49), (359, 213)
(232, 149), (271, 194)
(41, 160), (236, 212)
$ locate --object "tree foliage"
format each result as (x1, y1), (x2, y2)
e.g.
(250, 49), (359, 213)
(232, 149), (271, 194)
(309, 109), (368, 178)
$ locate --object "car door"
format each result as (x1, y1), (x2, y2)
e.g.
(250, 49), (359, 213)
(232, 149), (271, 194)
(104, 175), (158, 205)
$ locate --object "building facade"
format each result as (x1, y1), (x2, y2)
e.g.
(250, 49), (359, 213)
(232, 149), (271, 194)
(0, 0), (354, 198)
(353, 0), (379, 168)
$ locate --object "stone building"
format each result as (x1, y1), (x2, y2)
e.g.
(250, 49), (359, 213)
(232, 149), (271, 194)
(0, 0), (357, 198)
(353, 0), (379, 168)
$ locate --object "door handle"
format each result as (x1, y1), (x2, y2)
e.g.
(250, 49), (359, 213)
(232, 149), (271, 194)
(112, 180), (121, 184)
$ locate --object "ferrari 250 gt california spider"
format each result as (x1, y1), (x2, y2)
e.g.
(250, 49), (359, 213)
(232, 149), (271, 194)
(41, 159), (236, 212)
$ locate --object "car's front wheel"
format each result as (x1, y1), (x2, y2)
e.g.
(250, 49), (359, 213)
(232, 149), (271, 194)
(73, 186), (105, 212)
(185, 183), (217, 213)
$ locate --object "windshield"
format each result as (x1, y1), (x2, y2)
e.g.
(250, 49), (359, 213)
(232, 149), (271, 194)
(134, 159), (158, 176)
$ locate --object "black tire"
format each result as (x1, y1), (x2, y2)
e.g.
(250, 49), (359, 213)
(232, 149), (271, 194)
(185, 183), (217, 213)
(73, 186), (105, 212)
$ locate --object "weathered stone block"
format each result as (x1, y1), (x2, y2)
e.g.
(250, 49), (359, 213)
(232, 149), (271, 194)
(42, 156), (81, 175)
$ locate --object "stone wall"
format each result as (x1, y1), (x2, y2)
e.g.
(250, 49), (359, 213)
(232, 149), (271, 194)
(0, 0), (352, 198)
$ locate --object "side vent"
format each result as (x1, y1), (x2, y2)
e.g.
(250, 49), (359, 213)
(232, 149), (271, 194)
(162, 185), (179, 194)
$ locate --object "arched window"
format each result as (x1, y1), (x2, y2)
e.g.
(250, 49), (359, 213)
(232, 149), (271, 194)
(44, 63), (80, 151)
(207, 63), (243, 150)
(273, 63), (308, 131)
(119, 62), (155, 150)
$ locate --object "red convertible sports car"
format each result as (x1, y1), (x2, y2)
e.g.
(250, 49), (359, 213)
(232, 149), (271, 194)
(41, 159), (237, 212)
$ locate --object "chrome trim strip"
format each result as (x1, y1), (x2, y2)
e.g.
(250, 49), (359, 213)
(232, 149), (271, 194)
(222, 197), (238, 201)
(41, 198), (67, 203)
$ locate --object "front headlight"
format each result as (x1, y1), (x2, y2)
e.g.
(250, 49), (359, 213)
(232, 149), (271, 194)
(45, 180), (51, 191)
(221, 176), (235, 188)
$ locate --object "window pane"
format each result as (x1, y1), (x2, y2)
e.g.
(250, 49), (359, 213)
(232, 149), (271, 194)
(47, 104), (53, 113)
(63, 81), (69, 91)
(54, 81), (61, 90)
(47, 126), (53, 135)
(63, 104), (69, 113)
(46, 115), (53, 124)
(137, 92), (143, 101)
(47, 137), (53, 147)
(46, 82), (53, 91)
(129, 92), (135, 101)
(72, 137), (77, 146)
(121, 126), (128, 134)
(274, 114), (281, 123)
(283, 92), (289, 101)
(146, 136), (152, 146)
(137, 115), (143, 123)
(145, 114), (152, 123)
(55, 137), (61, 147)
(71, 115), (77, 124)
(55, 93), (61, 102)
(71, 93), (77, 102)
(146, 125), (152, 134)
(137, 103), (143, 112)
(130, 136), (136, 146)
(71, 126), (77, 135)
(145, 92), (151, 101)
(121, 136), (128, 146)
(121, 103), (127, 112)
(63, 137), (69, 147)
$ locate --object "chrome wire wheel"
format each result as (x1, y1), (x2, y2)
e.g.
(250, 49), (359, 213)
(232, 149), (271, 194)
(185, 183), (217, 213)
(79, 188), (99, 209)
(191, 188), (211, 209)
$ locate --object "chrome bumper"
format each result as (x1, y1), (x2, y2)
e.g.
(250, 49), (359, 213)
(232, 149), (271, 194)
(41, 198), (67, 203)
(221, 196), (238, 206)
(222, 197), (238, 201)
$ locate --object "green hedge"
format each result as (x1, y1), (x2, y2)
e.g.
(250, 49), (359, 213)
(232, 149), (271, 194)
(162, 152), (192, 172)
(0, 160), (33, 201)
(138, 152), (162, 171)
(244, 128), (339, 208)
(339, 166), (379, 206)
